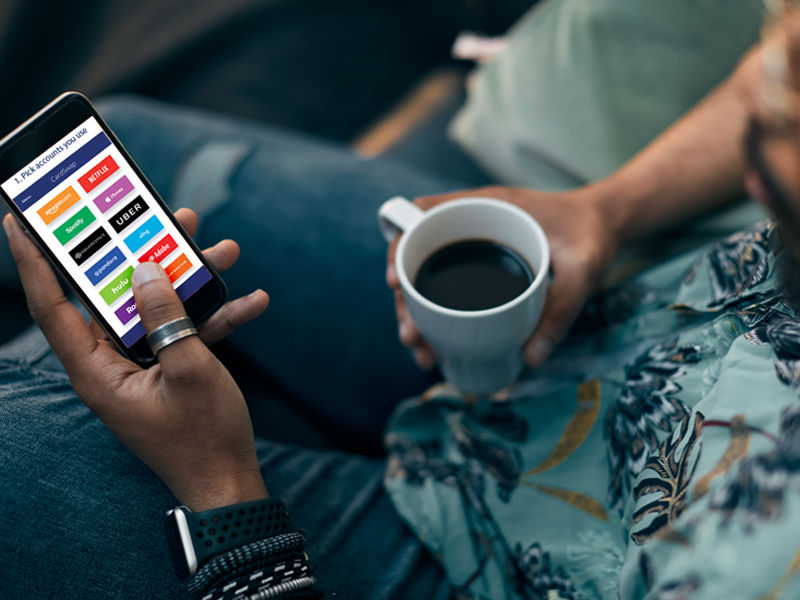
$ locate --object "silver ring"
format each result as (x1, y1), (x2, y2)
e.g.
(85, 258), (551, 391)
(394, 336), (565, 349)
(146, 316), (198, 354)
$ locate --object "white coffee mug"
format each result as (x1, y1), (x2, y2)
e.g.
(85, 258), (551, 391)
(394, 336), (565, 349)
(378, 196), (550, 394)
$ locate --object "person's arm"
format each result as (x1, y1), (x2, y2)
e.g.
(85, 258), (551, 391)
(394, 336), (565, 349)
(3, 208), (270, 511)
(595, 47), (759, 245)
(3, 210), (320, 599)
(389, 45), (764, 370)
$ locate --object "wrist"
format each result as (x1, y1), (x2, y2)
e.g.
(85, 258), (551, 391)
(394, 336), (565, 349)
(570, 184), (624, 273)
(175, 465), (269, 512)
(583, 175), (640, 250)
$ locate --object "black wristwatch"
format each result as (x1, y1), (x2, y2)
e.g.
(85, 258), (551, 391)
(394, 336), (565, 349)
(164, 498), (297, 580)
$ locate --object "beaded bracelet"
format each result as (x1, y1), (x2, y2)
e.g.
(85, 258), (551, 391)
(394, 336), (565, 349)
(245, 576), (318, 600)
(188, 532), (306, 597)
(213, 575), (318, 600)
(204, 558), (313, 600)
(195, 550), (306, 597)
(209, 559), (316, 600)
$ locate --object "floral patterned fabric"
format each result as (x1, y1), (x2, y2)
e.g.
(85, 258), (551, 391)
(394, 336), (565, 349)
(383, 221), (800, 599)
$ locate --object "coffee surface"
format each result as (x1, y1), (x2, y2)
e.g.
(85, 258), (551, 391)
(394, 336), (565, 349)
(413, 240), (534, 311)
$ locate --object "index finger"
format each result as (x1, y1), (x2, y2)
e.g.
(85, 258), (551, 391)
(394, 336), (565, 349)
(4, 214), (107, 373)
(387, 233), (400, 288)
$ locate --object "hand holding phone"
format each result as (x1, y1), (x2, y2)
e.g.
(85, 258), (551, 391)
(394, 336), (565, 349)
(3, 208), (270, 511)
(0, 93), (232, 365)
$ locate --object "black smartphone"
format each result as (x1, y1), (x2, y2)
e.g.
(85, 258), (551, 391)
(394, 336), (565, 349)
(0, 92), (228, 366)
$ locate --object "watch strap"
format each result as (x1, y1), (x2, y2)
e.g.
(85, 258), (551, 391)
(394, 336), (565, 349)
(188, 498), (297, 568)
(166, 498), (297, 580)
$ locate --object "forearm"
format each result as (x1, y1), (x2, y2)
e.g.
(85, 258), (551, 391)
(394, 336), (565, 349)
(592, 48), (761, 245)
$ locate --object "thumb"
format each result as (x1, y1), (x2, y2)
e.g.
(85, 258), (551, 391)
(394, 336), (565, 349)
(132, 262), (203, 364)
(524, 272), (592, 368)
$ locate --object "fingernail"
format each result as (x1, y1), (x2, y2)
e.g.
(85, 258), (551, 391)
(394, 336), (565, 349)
(387, 263), (397, 283)
(2, 216), (12, 239)
(133, 262), (164, 286)
(526, 339), (553, 367)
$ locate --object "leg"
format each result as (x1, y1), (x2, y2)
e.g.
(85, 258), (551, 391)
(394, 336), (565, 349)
(0, 327), (448, 599)
(97, 96), (468, 439)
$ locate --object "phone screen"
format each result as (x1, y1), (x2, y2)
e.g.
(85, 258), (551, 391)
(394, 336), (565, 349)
(0, 116), (212, 348)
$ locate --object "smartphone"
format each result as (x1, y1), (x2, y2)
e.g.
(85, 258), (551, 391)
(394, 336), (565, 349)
(0, 92), (228, 366)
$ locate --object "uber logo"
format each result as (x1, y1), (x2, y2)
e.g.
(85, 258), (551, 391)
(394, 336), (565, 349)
(110, 196), (148, 234)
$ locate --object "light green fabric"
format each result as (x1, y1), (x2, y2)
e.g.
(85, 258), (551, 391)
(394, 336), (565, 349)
(451, 0), (765, 190)
(384, 221), (800, 599)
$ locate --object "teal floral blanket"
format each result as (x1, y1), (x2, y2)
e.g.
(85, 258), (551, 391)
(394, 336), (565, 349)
(384, 221), (800, 599)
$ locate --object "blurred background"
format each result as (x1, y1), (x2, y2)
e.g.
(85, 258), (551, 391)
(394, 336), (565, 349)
(0, 0), (535, 140)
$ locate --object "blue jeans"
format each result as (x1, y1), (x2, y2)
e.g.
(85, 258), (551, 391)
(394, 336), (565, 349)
(0, 97), (487, 598)
(100, 96), (484, 439)
(0, 326), (450, 599)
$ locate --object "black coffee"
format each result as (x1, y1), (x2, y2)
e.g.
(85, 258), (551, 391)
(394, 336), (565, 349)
(413, 240), (534, 311)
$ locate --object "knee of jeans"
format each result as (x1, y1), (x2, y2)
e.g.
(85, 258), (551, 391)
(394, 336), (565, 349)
(170, 140), (255, 237)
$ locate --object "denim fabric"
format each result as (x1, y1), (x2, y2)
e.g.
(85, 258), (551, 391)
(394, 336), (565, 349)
(95, 96), (475, 440)
(0, 323), (450, 599)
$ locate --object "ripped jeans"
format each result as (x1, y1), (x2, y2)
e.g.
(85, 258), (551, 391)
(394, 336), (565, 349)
(99, 96), (474, 437)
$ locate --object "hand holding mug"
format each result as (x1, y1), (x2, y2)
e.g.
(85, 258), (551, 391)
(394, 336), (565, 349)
(385, 186), (618, 376)
(380, 194), (550, 394)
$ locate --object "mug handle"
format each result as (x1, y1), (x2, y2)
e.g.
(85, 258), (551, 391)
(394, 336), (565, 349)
(377, 196), (425, 243)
